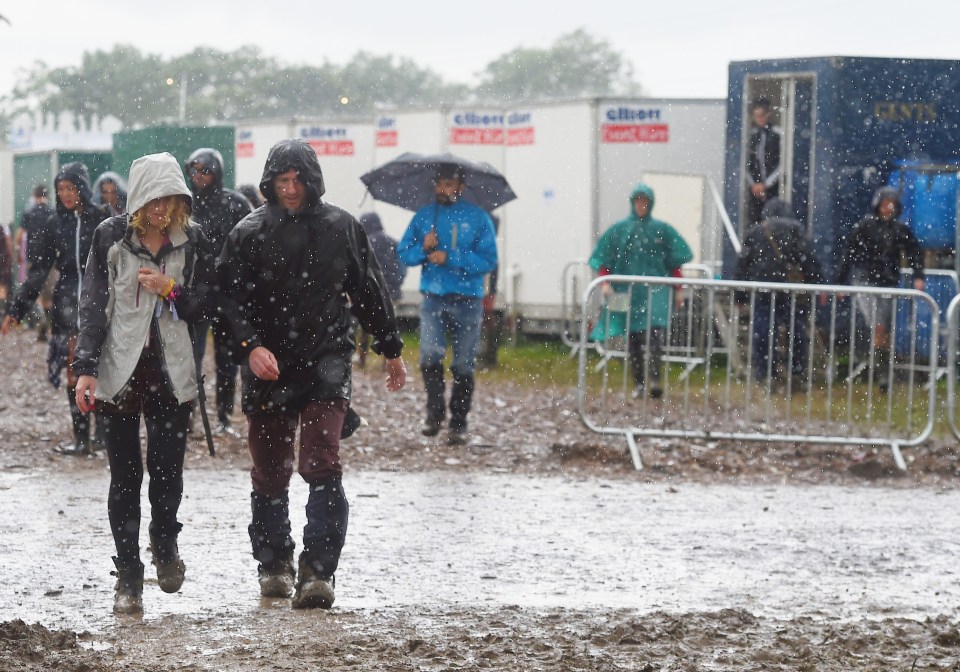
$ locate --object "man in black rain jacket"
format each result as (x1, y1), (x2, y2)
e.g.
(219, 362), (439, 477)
(2, 162), (110, 455)
(217, 139), (407, 609)
(185, 148), (253, 436)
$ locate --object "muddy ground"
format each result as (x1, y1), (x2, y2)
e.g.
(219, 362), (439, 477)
(1, 331), (959, 670)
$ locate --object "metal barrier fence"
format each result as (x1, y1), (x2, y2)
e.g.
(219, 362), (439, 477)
(577, 275), (940, 471)
(947, 294), (960, 441)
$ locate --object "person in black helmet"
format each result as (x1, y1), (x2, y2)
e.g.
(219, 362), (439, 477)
(834, 186), (924, 391)
(184, 148), (253, 437)
(217, 138), (407, 610)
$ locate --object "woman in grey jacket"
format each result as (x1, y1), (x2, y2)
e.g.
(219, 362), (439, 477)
(73, 153), (218, 614)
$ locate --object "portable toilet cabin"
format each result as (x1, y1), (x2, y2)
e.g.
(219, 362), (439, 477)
(723, 56), (960, 279)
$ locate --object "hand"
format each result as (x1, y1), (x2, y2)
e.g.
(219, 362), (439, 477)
(138, 268), (173, 295)
(427, 250), (447, 265)
(0, 315), (18, 336)
(248, 346), (280, 381)
(750, 183), (766, 199)
(75, 375), (97, 414)
(818, 293), (829, 307)
(385, 357), (407, 392)
(600, 282), (614, 298)
(913, 278), (925, 293)
(423, 230), (438, 252)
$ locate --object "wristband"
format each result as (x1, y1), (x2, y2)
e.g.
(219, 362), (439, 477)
(160, 277), (176, 299)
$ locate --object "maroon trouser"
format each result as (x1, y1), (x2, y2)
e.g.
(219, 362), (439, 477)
(247, 399), (348, 496)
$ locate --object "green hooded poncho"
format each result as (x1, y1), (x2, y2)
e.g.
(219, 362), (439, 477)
(588, 183), (693, 333)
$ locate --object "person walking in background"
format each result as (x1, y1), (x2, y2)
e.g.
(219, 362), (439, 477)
(237, 184), (265, 209)
(16, 184), (55, 340)
(356, 212), (406, 370)
(834, 186), (924, 391)
(734, 198), (824, 384)
(91, 171), (128, 215)
(73, 152), (218, 615)
(745, 96), (781, 226)
(589, 183), (692, 399)
(184, 148), (253, 436)
(2, 163), (110, 456)
(398, 163), (498, 445)
(218, 139), (406, 609)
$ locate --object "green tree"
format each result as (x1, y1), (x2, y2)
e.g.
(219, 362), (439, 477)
(474, 28), (642, 104)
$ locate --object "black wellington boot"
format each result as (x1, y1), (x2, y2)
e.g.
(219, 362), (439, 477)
(420, 365), (446, 436)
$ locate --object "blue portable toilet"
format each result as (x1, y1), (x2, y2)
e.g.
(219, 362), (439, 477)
(723, 56), (960, 280)
(888, 162), (960, 250)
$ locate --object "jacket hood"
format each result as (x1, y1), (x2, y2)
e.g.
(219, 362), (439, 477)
(185, 147), (225, 191)
(54, 162), (94, 207)
(259, 139), (326, 212)
(761, 197), (793, 220)
(628, 183), (656, 218)
(126, 152), (194, 216)
(91, 171), (128, 205)
(359, 212), (384, 234)
(871, 186), (903, 219)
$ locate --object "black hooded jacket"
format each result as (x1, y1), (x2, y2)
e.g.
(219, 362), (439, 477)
(734, 199), (824, 286)
(7, 162), (110, 334)
(185, 148), (253, 253)
(217, 139), (403, 414)
(358, 212), (406, 302)
(834, 186), (924, 288)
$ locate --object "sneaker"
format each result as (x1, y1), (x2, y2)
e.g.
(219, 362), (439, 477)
(258, 558), (295, 598)
(111, 558), (144, 615)
(421, 417), (443, 437)
(447, 424), (468, 446)
(292, 557), (335, 609)
(213, 421), (241, 438)
(55, 442), (90, 457)
(149, 535), (186, 594)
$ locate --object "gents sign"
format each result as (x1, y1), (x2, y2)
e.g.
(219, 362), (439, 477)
(297, 126), (355, 156)
(601, 106), (669, 143)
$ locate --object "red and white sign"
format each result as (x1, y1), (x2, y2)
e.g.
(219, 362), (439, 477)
(601, 124), (670, 144)
(507, 127), (535, 146)
(450, 127), (504, 145)
(308, 140), (355, 156)
(235, 141), (254, 158)
(376, 130), (398, 147)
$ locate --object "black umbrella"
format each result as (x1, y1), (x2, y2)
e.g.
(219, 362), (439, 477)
(359, 152), (517, 212)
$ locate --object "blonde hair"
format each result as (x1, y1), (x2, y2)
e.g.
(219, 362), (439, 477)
(130, 196), (191, 236)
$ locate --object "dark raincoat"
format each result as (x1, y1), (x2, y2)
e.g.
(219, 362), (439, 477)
(359, 212), (406, 302)
(7, 162), (110, 335)
(834, 186), (924, 288)
(217, 139), (403, 414)
(185, 148), (253, 253)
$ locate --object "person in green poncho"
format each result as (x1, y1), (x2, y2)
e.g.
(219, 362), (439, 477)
(589, 183), (693, 398)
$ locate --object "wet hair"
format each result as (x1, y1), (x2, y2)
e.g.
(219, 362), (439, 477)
(33, 184), (48, 199)
(435, 163), (464, 182)
(130, 196), (191, 237)
(751, 96), (772, 112)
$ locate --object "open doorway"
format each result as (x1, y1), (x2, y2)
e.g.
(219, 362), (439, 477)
(741, 74), (816, 236)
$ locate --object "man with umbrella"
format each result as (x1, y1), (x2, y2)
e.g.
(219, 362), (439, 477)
(397, 163), (498, 445)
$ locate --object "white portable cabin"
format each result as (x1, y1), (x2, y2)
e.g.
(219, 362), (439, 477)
(235, 119), (375, 211)
(237, 99), (727, 333)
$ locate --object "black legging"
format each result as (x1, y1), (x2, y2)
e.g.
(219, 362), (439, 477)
(100, 383), (192, 564)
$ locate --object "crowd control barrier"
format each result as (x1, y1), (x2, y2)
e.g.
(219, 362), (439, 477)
(577, 275), (939, 471)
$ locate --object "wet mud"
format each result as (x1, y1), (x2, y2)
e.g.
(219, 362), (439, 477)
(1, 332), (959, 670)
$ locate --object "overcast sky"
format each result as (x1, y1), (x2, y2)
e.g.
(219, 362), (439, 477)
(1, 0), (958, 102)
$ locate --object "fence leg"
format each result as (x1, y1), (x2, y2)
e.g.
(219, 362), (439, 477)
(625, 432), (643, 471)
(891, 443), (906, 471)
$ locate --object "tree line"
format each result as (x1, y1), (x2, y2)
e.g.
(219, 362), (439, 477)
(2, 29), (642, 130)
